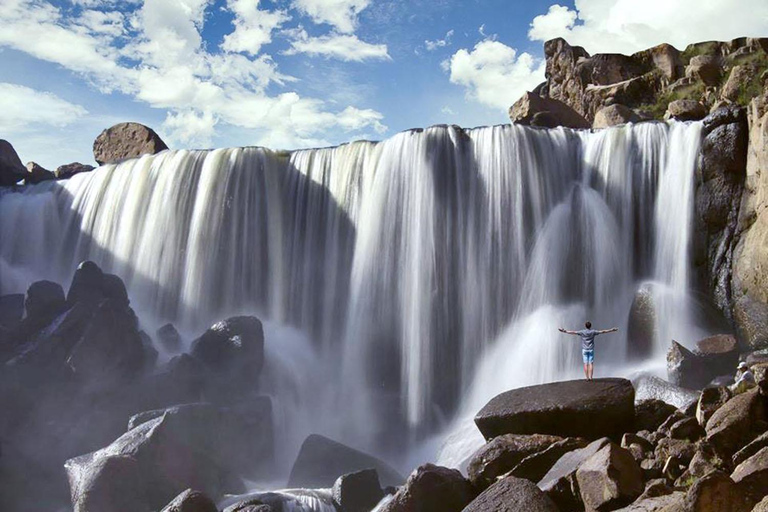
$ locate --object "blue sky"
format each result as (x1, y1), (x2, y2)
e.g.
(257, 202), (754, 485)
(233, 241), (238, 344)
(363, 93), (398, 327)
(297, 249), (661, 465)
(1, 0), (767, 169)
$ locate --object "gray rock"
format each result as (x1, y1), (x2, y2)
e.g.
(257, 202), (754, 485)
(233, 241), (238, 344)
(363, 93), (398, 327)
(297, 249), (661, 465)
(731, 446), (768, 506)
(332, 469), (383, 512)
(664, 99), (707, 121)
(706, 387), (767, 458)
(378, 464), (473, 512)
(66, 454), (147, 512)
(733, 431), (768, 466)
(634, 398), (679, 432)
(684, 471), (746, 512)
(0, 140), (28, 186)
(627, 284), (657, 361)
(24, 161), (55, 184)
(633, 373), (700, 410)
(157, 323), (183, 352)
(55, 162), (95, 179)
(505, 436), (587, 483)
(686, 55), (723, 86)
(509, 91), (590, 129)
(93, 122), (168, 165)
(462, 475), (558, 512)
(576, 443), (644, 511)
(612, 491), (685, 511)
(160, 489), (217, 512)
(697, 386), (732, 426)
(474, 378), (635, 441)
(667, 338), (739, 390)
(538, 437), (611, 510)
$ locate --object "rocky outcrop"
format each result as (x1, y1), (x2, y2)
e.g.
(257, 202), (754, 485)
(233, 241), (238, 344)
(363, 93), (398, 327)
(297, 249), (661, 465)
(25, 161), (55, 184)
(0, 140), (28, 186)
(593, 104), (643, 128)
(378, 464), (474, 512)
(56, 162), (95, 179)
(667, 336), (739, 389)
(509, 91), (590, 129)
(93, 122), (168, 165)
(474, 378), (634, 441)
(664, 99), (707, 121)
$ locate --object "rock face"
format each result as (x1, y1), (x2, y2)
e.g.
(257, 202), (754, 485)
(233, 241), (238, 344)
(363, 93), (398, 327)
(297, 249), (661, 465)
(463, 475), (559, 512)
(593, 104), (643, 128)
(55, 162), (95, 179)
(509, 91), (590, 129)
(627, 285), (657, 361)
(0, 139), (27, 186)
(93, 122), (168, 165)
(378, 464), (473, 512)
(576, 443), (644, 511)
(287, 434), (404, 488)
(474, 378), (635, 441)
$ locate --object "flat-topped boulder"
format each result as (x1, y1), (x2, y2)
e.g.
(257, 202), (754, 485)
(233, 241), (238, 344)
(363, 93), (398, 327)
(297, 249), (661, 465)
(474, 378), (635, 441)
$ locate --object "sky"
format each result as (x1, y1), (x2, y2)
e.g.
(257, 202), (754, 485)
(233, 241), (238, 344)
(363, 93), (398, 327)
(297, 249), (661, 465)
(1, 0), (768, 169)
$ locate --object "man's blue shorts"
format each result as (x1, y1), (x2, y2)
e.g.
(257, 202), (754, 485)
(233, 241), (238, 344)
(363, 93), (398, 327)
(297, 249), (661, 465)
(582, 349), (594, 364)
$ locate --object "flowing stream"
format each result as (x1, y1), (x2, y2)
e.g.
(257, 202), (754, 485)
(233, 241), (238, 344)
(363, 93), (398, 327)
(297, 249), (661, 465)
(0, 121), (704, 476)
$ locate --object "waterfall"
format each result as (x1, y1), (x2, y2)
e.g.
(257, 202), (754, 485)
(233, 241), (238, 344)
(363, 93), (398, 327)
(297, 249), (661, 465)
(0, 121), (703, 465)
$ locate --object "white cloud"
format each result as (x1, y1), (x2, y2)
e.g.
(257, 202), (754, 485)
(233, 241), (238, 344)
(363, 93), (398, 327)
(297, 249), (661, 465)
(0, 83), (88, 133)
(441, 106), (456, 115)
(425, 29), (454, 51)
(292, 0), (371, 34)
(446, 40), (545, 110)
(221, 0), (290, 56)
(284, 28), (390, 61)
(529, 0), (768, 55)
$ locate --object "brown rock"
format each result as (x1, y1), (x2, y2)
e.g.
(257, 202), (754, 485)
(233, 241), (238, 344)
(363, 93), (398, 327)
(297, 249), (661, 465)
(576, 443), (644, 511)
(462, 475), (558, 512)
(655, 438), (696, 465)
(669, 417), (705, 442)
(538, 437), (611, 511)
(697, 387), (732, 426)
(56, 162), (95, 179)
(593, 104), (642, 128)
(509, 91), (590, 129)
(379, 464), (473, 512)
(639, 479), (674, 500)
(684, 471), (746, 512)
(635, 399), (678, 432)
(706, 387), (767, 458)
(663, 456), (683, 481)
(734, 431), (768, 466)
(721, 65), (754, 102)
(25, 161), (54, 184)
(332, 469), (384, 512)
(732, 447), (768, 506)
(664, 99), (707, 121)
(93, 122), (168, 165)
(0, 139), (28, 186)
(612, 492), (685, 511)
(686, 55), (723, 86)
(506, 437), (587, 483)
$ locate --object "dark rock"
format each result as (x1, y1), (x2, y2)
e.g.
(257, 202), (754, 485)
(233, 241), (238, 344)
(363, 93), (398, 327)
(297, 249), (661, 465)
(66, 261), (106, 307)
(706, 387), (767, 458)
(697, 386), (733, 425)
(627, 285), (656, 361)
(576, 443), (644, 511)
(633, 373), (700, 410)
(538, 437), (611, 510)
(638, 479), (673, 500)
(657, 410), (687, 436)
(288, 434), (404, 488)
(612, 492), (685, 511)
(669, 417), (705, 441)
(622, 433), (654, 454)
(160, 489), (218, 512)
(668, 338), (739, 390)
(223, 500), (274, 512)
(733, 431), (768, 466)
(139, 331), (159, 369)
(662, 455), (683, 481)
(593, 104), (643, 128)
(655, 438), (696, 465)
(664, 99), (707, 121)
(506, 437), (587, 483)
(25, 280), (66, 323)
(102, 273), (129, 307)
(509, 91), (590, 129)
(732, 447), (768, 506)
(56, 162), (95, 179)
(474, 378), (634, 441)
(640, 457), (664, 481)
(753, 496), (768, 512)
(685, 470), (747, 512)
(332, 469), (383, 512)
(0, 294), (24, 329)
(467, 433), (563, 491)
(462, 475), (558, 512)
(139, 354), (205, 410)
(686, 54), (722, 86)
(378, 463), (473, 512)
(66, 454), (147, 512)
(635, 399), (678, 432)
(25, 161), (55, 184)
(157, 323), (183, 352)
(0, 139), (28, 186)
(93, 122), (168, 165)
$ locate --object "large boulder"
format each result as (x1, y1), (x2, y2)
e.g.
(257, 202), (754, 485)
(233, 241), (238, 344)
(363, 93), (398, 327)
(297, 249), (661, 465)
(0, 139), (28, 186)
(462, 475), (558, 512)
(332, 469), (384, 512)
(696, 386), (732, 425)
(664, 99), (708, 121)
(24, 280), (66, 325)
(56, 162), (95, 179)
(506, 437), (588, 483)
(538, 437), (611, 510)
(378, 464), (473, 512)
(467, 433), (564, 491)
(160, 489), (218, 512)
(593, 104), (642, 128)
(25, 161), (55, 184)
(474, 378), (635, 441)
(576, 443), (644, 511)
(157, 323), (183, 352)
(93, 122), (168, 165)
(667, 337), (739, 390)
(684, 471), (746, 512)
(705, 387), (767, 458)
(612, 492), (685, 511)
(686, 54), (723, 86)
(65, 401), (273, 511)
(634, 399), (678, 432)
(734, 431), (768, 466)
(509, 91), (590, 129)
(732, 447), (768, 506)
(287, 434), (404, 488)
(633, 373), (700, 410)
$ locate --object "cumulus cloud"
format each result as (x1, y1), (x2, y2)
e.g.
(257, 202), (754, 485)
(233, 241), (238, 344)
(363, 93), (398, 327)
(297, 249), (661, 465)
(0, 83), (88, 133)
(529, 0), (768, 55)
(446, 40), (545, 110)
(292, 0), (371, 34)
(425, 29), (454, 51)
(284, 28), (390, 61)
(221, 0), (290, 56)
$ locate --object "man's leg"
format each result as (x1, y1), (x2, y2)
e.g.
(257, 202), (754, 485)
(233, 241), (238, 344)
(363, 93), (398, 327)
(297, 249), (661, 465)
(588, 363), (594, 380)
(583, 363), (589, 379)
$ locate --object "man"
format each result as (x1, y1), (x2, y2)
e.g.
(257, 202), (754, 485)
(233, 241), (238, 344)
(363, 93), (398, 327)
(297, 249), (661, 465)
(558, 322), (619, 380)
(730, 361), (756, 394)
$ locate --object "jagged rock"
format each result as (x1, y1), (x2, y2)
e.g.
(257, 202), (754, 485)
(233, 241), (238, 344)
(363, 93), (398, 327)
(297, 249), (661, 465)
(467, 433), (563, 491)
(474, 378), (634, 441)
(288, 434), (404, 488)
(638, 479), (674, 500)
(667, 337), (739, 390)
(633, 373), (700, 410)
(505, 437), (587, 483)
(160, 489), (218, 512)
(706, 387), (767, 458)
(622, 433), (654, 454)
(462, 475), (558, 512)
(635, 399), (678, 432)
(378, 464), (473, 512)
(627, 284), (657, 360)
(223, 502), (273, 512)
(664, 99), (707, 121)
(55, 162), (95, 179)
(332, 469), (384, 512)
(509, 91), (590, 129)
(593, 104), (642, 128)
(24, 280), (66, 324)
(157, 323), (183, 352)
(66, 261), (125, 308)
(538, 437), (611, 510)
(25, 161), (55, 184)
(669, 417), (705, 441)
(93, 122), (168, 165)
(721, 65), (754, 101)
(658, 410), (687, 436)
(576, 443), (644, 511)
(697, 386), (733, 425)
(734, 431), (768, 466)
(0, 140), (28, 186)
(686, 55), (723, 86)
(684, 470), (746, 512)
(732, 447), (768, 506)
(688, 446), (720, 478)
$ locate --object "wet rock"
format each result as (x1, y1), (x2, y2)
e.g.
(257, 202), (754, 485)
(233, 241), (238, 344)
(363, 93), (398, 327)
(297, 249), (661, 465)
(157, 323), (183, 352)
(0, 139), (28, 186)
(593, 104), (643, 128)
(509, 91), (590, 129)
(731, 447), (768, 506)
(160, 489), (218, 512)
(635, 398), (679, 432)
(669, 417), (705, 441)
(684, 470), (746, 512)
(627, 284), (657, 360)
(576, 443), (644, 511)
(139, 354), (205, 411)
(474, 378), (634, 441)
(25, 280), (66, 324)
(139, 331), (159, 369)
(633, 373), (700, 410)
(505, 436), (587, 483)
(697, 386), (732, 425)
(378, 463), (473, 512)
(667, 338), (739, 390)
(463, 475), (558, 512)
(467, 433), (563, 491)
(538, 437), (611, 510)
(56, 162), (95, 179)
(288, 434), (404, 488)
(706, 387), (767, 458)
(664, 99), (707, 121)
(223, 500), (274, 512)
(93, 122), (168, 165)
(25, 161), (55, 184)
(66, 454), (147, 512)
(332, 469), (384, 512)
(66, 261), (107, 307)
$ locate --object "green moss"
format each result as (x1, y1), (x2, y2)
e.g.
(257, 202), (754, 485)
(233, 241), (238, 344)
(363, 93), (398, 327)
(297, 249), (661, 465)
(680, 42), (721, 65)
(637, 81), (707, 120)
(726, 52), (768, 106)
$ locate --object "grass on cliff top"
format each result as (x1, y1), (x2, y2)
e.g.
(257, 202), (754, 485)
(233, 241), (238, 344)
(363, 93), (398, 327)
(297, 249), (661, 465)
(680, 41), (722, 65)
(637, 82), (706, 120)
(729, 52), (768, 106)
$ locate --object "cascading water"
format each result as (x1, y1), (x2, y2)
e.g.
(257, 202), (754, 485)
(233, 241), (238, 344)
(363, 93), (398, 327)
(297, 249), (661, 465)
(0, 121), (703, 476)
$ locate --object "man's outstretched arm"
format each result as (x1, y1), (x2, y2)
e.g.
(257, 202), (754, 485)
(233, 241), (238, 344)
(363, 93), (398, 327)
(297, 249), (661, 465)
(597, 327), (619, 334)
(558, 328), (578, 335)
